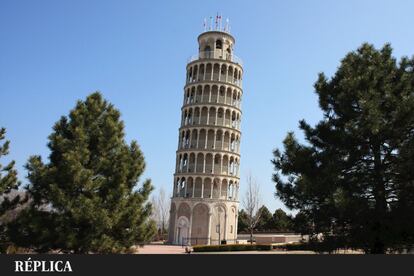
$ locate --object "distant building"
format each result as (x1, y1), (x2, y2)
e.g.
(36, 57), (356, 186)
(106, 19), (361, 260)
(168, 17), (243, 245)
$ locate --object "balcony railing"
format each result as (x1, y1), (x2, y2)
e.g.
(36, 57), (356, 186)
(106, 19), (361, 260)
(187, 51), (243, 66)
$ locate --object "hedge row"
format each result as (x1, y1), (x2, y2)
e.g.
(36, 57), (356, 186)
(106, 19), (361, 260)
(192, 244), (272, 252)
(272, 242), (351, 253)
(192, 242), (353, 253)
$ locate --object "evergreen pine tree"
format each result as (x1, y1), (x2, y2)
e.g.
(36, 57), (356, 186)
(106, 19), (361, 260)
(237, 209), (249, 233)
(0, 128), (21, 252)
(272, 209), (293, 232)
(9, 92), (156, 253)
(256, 206), (273, 231)
(272, 44), (414, 253)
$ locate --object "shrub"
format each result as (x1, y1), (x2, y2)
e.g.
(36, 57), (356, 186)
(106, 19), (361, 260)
(272, 240), (352, 253)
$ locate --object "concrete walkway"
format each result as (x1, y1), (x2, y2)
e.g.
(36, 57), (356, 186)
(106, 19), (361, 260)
(134, 243), (363, 254)
(135, 245), (314, 254)
(135, 244), (186, 254)
(193, 250), (316, 254)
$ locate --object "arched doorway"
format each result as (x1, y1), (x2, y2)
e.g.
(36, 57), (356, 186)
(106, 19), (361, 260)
(176, 216), (190, 245)
(191, 203), (209, 245)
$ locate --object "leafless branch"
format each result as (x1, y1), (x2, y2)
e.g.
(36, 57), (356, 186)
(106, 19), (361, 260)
(242, 172), (262, 243)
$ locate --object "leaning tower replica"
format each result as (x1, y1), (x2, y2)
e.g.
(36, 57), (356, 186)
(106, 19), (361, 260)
(168, 17), (243, 246)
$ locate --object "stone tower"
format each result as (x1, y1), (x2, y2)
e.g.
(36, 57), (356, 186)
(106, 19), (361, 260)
(168, 18), (243, 246)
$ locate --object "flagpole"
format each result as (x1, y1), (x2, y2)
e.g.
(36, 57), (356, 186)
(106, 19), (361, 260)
(225, 18), (229, 32)
(219, 14), (222, 31)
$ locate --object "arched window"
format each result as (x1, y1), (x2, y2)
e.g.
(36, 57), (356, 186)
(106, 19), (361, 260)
(204, 46), (212, 58)
(226, 47), (232, 60)
(216, 40), (222, 49)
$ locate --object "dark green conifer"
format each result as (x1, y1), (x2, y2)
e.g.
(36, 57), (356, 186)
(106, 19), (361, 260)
(0, 128), (21, 253)
(10, 92), (156, 253)
(272, 44), (414, 253)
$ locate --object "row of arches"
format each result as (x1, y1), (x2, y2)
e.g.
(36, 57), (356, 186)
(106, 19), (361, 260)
(174, 176), (239, 201)
(179, 128), (240, 152)
(169, 200), (238, 245)
(187, 62), (242, 87)
(184, 84), (242, 109)
(181, 106), (241, 129)
(176, 152), (239, 176)
(205, 38), (226, 50)
(199, 46), (233, 63)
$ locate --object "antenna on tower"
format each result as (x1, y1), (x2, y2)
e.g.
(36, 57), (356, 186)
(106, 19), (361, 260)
(203, 18), (207, 32)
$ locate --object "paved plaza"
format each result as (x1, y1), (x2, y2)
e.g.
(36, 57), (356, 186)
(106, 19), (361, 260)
(135, 244), (314, 254)
(135, 244), (186, 254)
(135, 243), (365, 254)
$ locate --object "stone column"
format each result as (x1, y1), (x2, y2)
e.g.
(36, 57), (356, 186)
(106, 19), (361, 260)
(207, 212), (212, 245)
(218, 64), (221, 82)
(174, 212), (178, 244)
(184, 180), (188, 197)
(201, 181), (204, 198)
(204, 132), (208, 149)
(188, 213), (193, 245)
(194, 157), (198, 175)
(234, 214), (238, 241)
(223, 214), (228, 241)
(219, 181), (222, 199)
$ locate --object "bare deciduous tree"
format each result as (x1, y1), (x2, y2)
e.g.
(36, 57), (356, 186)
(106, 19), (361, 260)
(242, 173), (262, 244)
(151, 187), (170, 240)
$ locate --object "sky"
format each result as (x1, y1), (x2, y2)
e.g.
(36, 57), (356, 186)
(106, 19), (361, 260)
(1, 0), (413, 214)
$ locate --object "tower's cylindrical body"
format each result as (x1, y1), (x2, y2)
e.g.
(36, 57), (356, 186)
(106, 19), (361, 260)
(168, 29), (243, 246)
